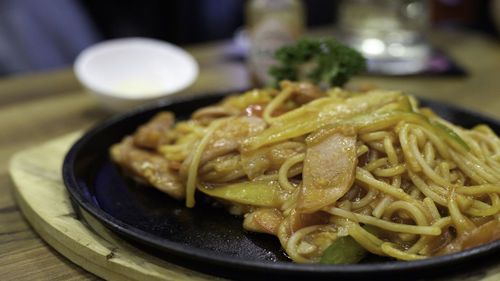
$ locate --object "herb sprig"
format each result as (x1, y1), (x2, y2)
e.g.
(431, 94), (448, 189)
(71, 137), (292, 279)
(269, 38), (366, 88)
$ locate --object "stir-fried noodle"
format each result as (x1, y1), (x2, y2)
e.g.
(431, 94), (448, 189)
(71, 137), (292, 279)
(111, 81), (500, 263)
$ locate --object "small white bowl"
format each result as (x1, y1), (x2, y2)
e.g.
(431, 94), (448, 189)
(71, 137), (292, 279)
(74, 38), (198, 112)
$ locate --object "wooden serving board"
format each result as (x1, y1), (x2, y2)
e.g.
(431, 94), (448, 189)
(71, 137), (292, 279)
(9, 132), (224, 281)
(8, 132), (500, 281)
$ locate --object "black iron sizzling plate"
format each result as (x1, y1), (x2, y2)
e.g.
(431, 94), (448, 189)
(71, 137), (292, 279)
(63, 91), (500, 280)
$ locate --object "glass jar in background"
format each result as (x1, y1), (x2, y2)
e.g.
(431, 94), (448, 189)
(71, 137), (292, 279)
(338, 0), (431, 75)
(246, 0), (305, 86)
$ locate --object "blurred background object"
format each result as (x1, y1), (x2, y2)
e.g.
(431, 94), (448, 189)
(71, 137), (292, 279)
(245, 0), (305, 86)
(73, 38), (199, 112)
(492, 0), (500, 34)
(432, 0), (497, 32)
(0, 0), (101, 76)
(0, 0), (498, 78)
(337, 0), (431, 75)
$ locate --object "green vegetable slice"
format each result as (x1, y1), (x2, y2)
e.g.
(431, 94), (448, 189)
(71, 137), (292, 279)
(320, 236), (367, 264)
(197, 182), (282, 207)
(307, 109), (470, 152)
(428, 118), (470, 151)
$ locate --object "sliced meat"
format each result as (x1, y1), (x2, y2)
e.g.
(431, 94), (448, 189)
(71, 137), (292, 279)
(179, 116), (267, 179)
(241, 141), (306, 179)
(437, 219), (500, 256)
(243, 208), (284, 235)
(288, 210), (330, 233)
(204, 116), (267, 161)
(192, 89), (278, 122)
(111, 136), (185, 200)
(297, 133), (357, 213)
(133, 112), (175, 149)
(279, 80), (326, 105)
(191, 103), (241, 124)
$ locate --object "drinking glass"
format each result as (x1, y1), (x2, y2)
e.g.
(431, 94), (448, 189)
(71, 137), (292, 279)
(338, 0), (431, 74)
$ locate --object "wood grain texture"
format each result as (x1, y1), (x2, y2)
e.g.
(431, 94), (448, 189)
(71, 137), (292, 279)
(9, 132), (224, 281)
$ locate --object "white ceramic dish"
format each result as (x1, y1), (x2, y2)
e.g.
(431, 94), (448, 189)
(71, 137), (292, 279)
(74, 38), (198, 112)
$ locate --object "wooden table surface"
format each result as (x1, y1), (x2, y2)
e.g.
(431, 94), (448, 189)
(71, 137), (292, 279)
(2, 28), (500, 280)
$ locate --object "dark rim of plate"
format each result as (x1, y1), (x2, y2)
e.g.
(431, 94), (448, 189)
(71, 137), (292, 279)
(63, 90), (500, 278)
